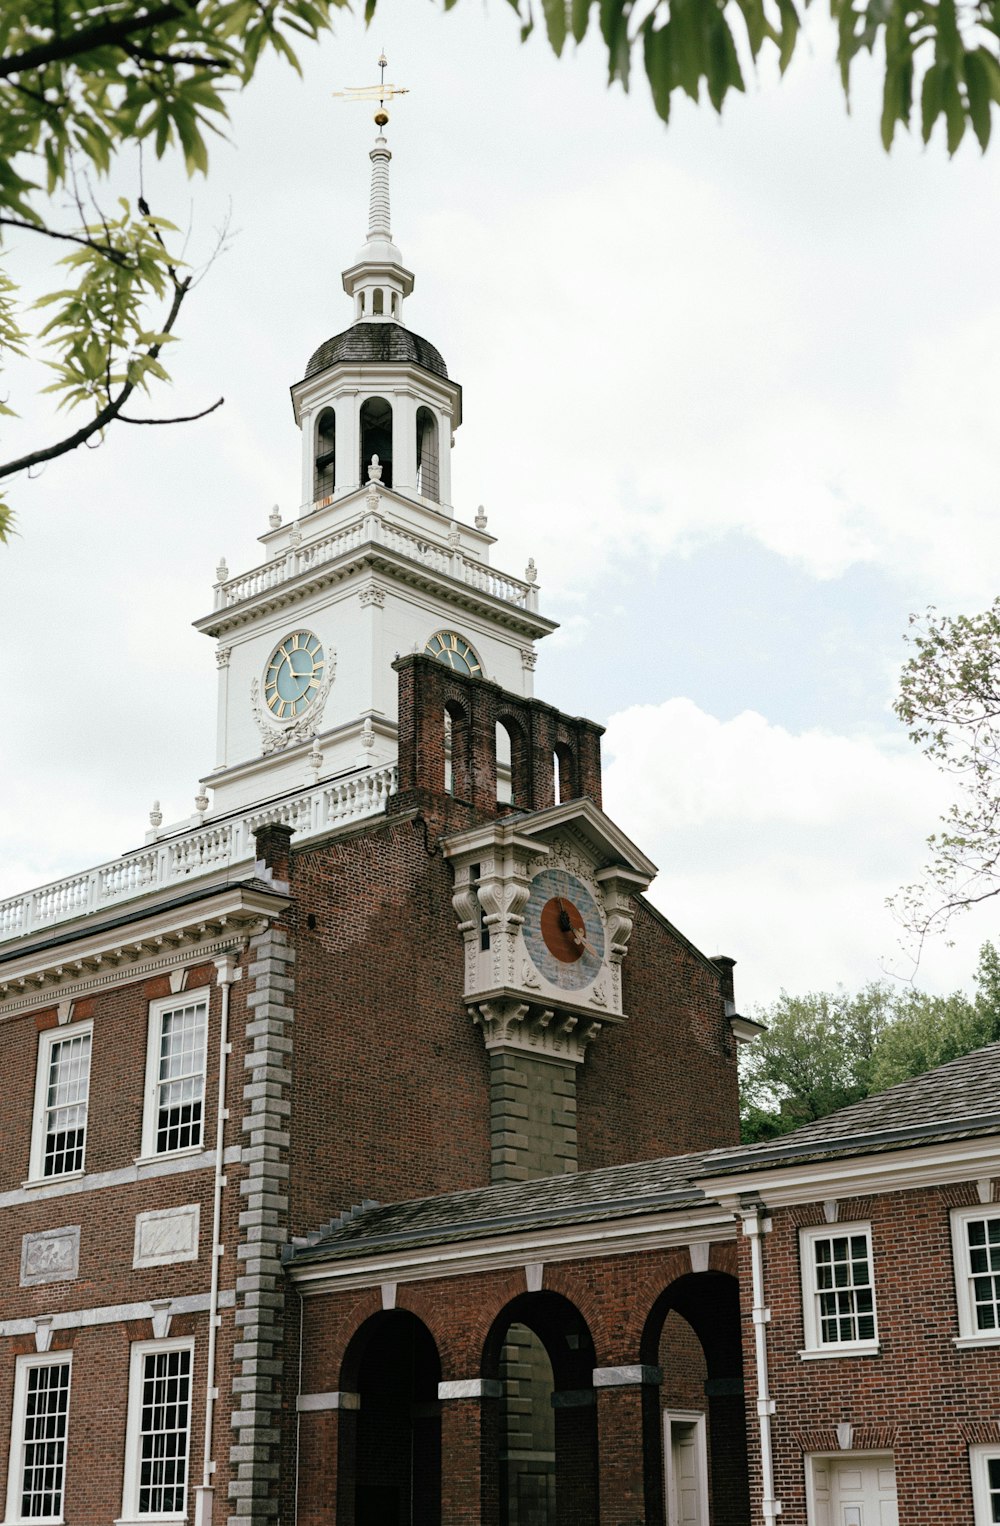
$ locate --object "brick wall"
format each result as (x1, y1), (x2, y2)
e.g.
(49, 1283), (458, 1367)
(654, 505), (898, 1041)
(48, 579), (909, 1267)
(741, 1177), (1000, 1523)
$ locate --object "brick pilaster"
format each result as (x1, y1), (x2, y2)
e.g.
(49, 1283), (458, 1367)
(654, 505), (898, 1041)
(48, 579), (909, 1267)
(228, 923), (295, 1526)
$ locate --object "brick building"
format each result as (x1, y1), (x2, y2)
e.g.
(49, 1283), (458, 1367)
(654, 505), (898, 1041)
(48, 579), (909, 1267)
(3, 102), (997, 1526)
(0, 120), (756, 1526)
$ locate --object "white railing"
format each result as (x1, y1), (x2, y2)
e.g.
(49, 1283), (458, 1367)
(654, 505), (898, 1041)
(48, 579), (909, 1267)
(215, 510), (537, 613)
(0, 764), (398, 949)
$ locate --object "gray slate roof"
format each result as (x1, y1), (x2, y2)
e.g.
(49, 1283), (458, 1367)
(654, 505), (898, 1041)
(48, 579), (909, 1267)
(698, 1039), (1000, 1177)
(289, 1043), (1000, 1271)
(289, 1150), (715, 1267)
(305, 323), (448, 381)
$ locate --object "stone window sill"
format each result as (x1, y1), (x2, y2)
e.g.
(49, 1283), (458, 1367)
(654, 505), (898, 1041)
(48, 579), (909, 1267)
(798, 1343), (881, 1360)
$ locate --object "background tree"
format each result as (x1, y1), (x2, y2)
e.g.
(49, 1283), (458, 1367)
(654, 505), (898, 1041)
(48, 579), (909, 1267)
(894, 599), (1000, 948)
(740, 942), (1000, 1140)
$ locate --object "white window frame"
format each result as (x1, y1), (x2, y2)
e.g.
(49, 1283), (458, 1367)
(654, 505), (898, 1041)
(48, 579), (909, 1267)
(27, 1023), (93, 1184)
(4, 1351), (73, 1526)
(970, 1445), (1000, 1524)
(117, 1338), (194, 1526)
(952, 1206), (1000, 1348)
(798, 1223), (879, 1357)
(139, 995), (209, 1161)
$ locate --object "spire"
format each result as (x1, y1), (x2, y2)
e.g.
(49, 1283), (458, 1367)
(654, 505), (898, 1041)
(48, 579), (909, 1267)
(367, 133), (392, 243)
(336, 56), (415, 324)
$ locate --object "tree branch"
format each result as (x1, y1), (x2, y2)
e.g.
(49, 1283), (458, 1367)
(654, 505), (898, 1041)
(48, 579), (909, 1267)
(0, 215), (128, 261)
(0, 274), (191, 481)
(0, 3), (187, 79)
(119, 396), (223, 424)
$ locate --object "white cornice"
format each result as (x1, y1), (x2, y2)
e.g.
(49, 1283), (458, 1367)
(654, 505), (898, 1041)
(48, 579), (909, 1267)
(290, 359), (461, 427)
(700, 1134), (1000, 1210)
(289, 1203), (734, 1295)
(0, 885), (286, 1018)
(442, 799), (657, 880)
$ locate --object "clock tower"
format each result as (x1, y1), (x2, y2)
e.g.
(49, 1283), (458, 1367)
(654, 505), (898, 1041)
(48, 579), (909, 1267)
(194, 124), (555, 820)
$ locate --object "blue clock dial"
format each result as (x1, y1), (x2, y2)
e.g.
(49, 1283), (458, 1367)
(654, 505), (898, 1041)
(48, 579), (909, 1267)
(425, 630), (483, 678)
(264, 631), (325, 720)
(523, 869), (605, 992)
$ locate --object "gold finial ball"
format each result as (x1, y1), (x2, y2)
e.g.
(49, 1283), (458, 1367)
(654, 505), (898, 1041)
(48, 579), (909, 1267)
(374, 108), (389, 127)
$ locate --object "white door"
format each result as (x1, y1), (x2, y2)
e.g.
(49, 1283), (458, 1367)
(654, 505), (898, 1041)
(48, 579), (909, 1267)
(809, 1453), (898, 1526)
(664, 1413), (709, 1526)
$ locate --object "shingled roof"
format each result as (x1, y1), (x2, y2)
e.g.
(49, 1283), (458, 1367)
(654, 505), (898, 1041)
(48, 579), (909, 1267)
(304, 322), (448, 381)
(288, 1149), (716, 1267)
(697, 1039), (1000, 1178)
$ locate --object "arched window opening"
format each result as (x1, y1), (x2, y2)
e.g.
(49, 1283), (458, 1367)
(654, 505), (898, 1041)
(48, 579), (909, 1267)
(360, 396), (393, 488)
(496, 722), (512, 805)
(313, 408), (336, 503)
(416, 406), (440, 502)
(342, 1311), (442, 1525)
(498, 715), (529, 808)
(391, 292), (399, 317)
(372, 287), (384, 315)
(359, 291), (366, 315)
(554, 742), (576, 803)
(445, 699), (470, 801)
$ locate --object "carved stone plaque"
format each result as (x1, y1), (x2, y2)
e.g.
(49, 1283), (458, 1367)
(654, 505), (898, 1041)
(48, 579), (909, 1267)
(21, 1225), (81, 1286)
(133, 1204), (201, 1269)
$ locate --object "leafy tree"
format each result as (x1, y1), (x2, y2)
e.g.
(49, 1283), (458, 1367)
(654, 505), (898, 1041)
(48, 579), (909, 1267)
(517, 0), (1000, 151)
(894, 599), (1000, 947)
(740, 946), (1000, 1140)
(0, 0), (341, 541)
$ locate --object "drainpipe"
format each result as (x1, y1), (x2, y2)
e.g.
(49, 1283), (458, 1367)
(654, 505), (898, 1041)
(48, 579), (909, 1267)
(194, 952), (241, 1526)
(741, 1203), (781, 1523)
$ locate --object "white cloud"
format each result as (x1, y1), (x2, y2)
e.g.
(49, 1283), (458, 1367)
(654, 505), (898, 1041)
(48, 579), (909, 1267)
(602, 699), (997, 1009)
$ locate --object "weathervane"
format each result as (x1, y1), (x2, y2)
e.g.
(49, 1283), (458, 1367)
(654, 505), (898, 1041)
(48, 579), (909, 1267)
(333, 51), (409, 127)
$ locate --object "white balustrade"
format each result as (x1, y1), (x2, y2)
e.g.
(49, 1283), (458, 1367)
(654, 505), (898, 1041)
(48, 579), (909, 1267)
(0, 764), (398, 949)
(216, 512), (534, 613)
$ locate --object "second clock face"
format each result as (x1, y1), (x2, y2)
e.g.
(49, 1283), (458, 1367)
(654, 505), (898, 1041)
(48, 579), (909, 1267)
(523, 868), (605, 992)
(425, 630), (483, 678)
(263, 631), (325, 720)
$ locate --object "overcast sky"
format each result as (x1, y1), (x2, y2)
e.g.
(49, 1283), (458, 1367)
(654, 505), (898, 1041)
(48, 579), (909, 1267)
(2, 0), (1000, 1012)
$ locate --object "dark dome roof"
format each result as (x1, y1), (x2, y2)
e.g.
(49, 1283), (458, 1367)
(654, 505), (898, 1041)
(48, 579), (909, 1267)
(305, 322), (448, 381)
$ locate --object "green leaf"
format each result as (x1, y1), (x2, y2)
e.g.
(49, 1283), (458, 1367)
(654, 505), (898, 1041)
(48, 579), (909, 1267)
(964, 50), (994, 149)
(642, 19), (674, 122)
(542, 0), (569, 54)
(571, 0), (592, 43)
(777, 0), (800, 74)
(921, 60), (943, 141)
(942, 67), (966, 152)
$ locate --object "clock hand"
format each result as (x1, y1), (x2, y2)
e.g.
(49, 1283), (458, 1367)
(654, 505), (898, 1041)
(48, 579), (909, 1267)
(570, 925), (598, 957)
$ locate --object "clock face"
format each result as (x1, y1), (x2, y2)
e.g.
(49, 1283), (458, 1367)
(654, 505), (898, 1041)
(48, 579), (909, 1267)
(425, 630), (483, 678)
(263, 631), (326, 720)
(522, 868), (605, 992)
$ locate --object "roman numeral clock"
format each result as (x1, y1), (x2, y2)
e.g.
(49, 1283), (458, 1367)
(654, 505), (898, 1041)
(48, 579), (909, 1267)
(445, 802), (656, 1065)
(250, 630), (336, 756)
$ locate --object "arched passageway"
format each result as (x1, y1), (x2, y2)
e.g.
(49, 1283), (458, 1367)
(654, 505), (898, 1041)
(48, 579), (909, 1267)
(642, 1272), (750, 1526)
(483, 1292), (599, 1526)
(340, 1310), (442, 1526)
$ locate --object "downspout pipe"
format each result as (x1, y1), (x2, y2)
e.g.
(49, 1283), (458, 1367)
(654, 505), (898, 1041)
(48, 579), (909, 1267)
(741, 1204), (781, 1523)
(195, 952), (241, 1526)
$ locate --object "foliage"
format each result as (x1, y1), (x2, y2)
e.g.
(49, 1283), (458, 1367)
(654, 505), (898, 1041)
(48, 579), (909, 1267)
(0, 0), (342, 541)
(893, 599), (1000, 946)
(512, 0), (1000, 151)
(740, 945), (1000, 1140)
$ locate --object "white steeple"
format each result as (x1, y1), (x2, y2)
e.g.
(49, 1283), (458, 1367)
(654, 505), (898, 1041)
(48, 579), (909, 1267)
(340, 126), (414, 324)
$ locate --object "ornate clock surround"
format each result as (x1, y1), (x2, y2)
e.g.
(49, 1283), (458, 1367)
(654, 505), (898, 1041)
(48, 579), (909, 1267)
(444, 801), (655, 1065)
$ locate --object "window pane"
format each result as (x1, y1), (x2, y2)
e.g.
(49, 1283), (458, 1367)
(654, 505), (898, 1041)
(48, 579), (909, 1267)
(43, 1033), (91, 1177)
(813, 1233), (875, 1344)
(968, 1217), (1000, 1332)
(155, 1004), (207, 1153)
(137, 1349), (191, 1515)
(20, 1362), (71, 1519)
